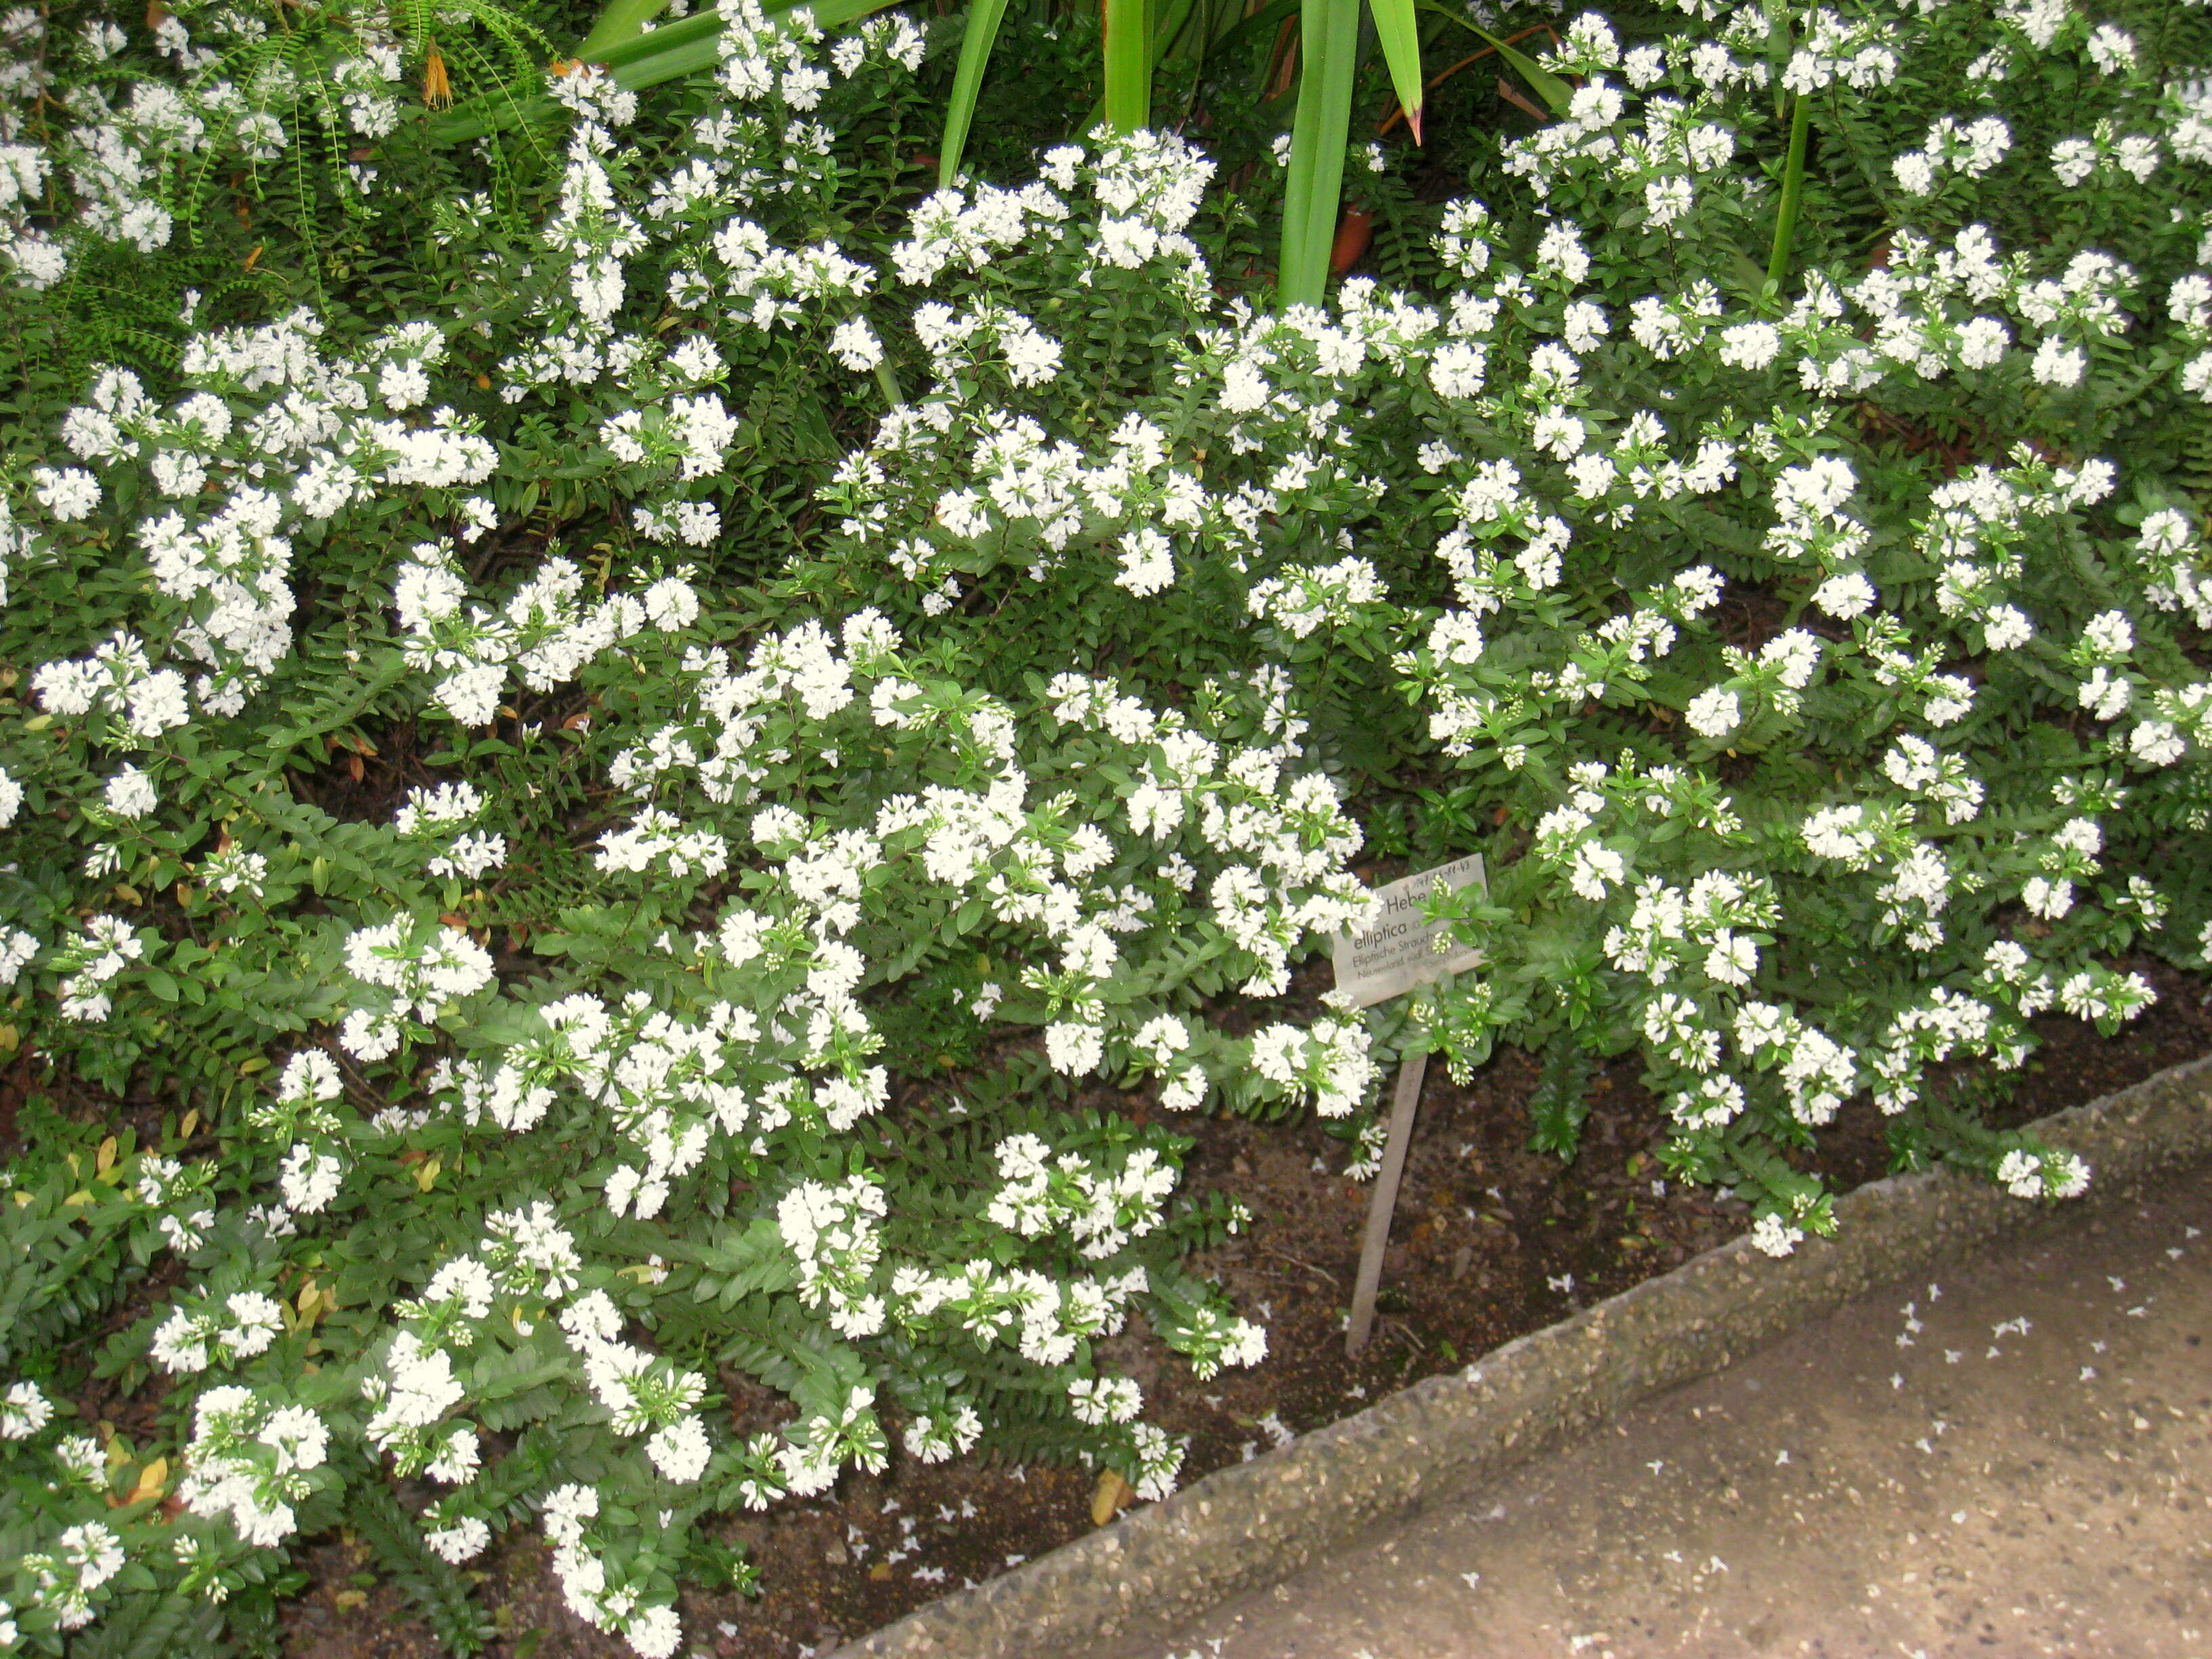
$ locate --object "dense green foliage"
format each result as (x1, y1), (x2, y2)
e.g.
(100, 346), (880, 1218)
(0, 0), (2207, 1652)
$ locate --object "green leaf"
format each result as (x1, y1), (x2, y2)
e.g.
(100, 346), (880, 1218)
(938, 0), (1011, 189)
(1103, 0), (1153, 133)
(1278, 0), (1361, 310)
(574, 0), (674, 60)
(1413, 3), (1572, 115)
(430, 0), (899, 144)
(1367, 0), (1427, 144)
(1765, 94), (1813, 298)
(1206, 0), (1298, 64)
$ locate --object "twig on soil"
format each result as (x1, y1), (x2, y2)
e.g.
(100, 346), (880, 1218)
(1257, 1242), (1340, 1286)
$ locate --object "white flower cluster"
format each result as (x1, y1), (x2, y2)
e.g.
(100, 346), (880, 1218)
(1996, 1147), (2092, 1200)
(18, 1519), (125, 1631)
(1893, 112), (2012, 196)
(540, 1483), (684, 1659)
(559, 1292), (714, 1476)
(150, 1289), (285, 1374)
(985, 1132), (1179, 1259)
(0, 1380), (52, 1440)
(176, 1388), (329, 1550)
(34, 321), (496, 724)
(495, 0), (920, 408)
(394, 782), (508, 880)
(47, 913), (142, 1022)
(242, 1049), (348, 1220)
(779, 1174), (889, 1336)
(394, 543), (698, 727)
(355, 1205), (583, 1492)
(340, 915), (497, 1061)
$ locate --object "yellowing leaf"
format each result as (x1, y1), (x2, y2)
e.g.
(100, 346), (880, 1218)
(239, 1056), (268, 1074)
(1091, 1468), (1132, 1527)
(180, 1109), (199, 1139)
(333, 1589), (370, 1612)
(63, 1189), (95, 1208)
(0, 1023), (18, 1058)
(127, 1458), (168, 1505)
(112, 884), (143, 906)
(413, 1156), (442, 1193)
(96, 1136), (118, 1177)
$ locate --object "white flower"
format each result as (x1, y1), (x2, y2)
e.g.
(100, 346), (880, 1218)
(626, 1604), (682, 1659)
(1718, 321), (1782, 371)
(1644, 176), (1694, 226)
(645, 1416), (713, 1483)
(1982, 606), (2034, 651)
(1685, 687), (1741, 738)
(279, 1145), (346, 1213)
(828, 318), (884, 371)
(426, 1516), (491, 1563)
(1749, 1214), (1803, 1258)
(2130, 720), (2184, 766)
(1704, 931), (1758, 987)
(0, 928), (37, 988)
(2084, 24), (2134, 73)
(32, 466), (100, 520)
(1045, 1021), (1104, 1076)
(1892, 150), (1936, 196)
(1428, 342), (1487, 398)
(1956, 316), (2009, 369)
(0, 1381), (52, 1439)
(378, 361), (430, 409)
(1535, 220), (1591, 286)
(1811, 573), (1876, 619)
(2030, 337), (2086, 387)
(1115, 527), (1175, 597)
(104, 766), (157, 819)
(642, 575), (700, 630)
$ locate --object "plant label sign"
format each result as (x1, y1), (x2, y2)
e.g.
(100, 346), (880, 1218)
(1331, 853), (1488, 1008)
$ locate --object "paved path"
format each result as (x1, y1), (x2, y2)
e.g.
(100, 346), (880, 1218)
(1143, 1163), (2212, 1659)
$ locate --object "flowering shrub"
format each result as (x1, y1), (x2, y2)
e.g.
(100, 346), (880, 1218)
(0, 0), (2208, 1650)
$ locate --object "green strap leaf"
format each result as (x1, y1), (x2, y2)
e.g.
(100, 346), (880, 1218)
(1366, 0), (1427, 144)
(1102, 0), (1153, 132)
(1764, 92), (1812, 298)
(1206, 0), (1298, 65)
(428, 0), (900, 144)
(1278, 0), (1360, 310)
(1413, 2), (1573, 116)
(573, 0), (674, 60)
(590, 5), (724, 70)
(1152, 0), (1204, 62)
(940, 0), (1013, 188)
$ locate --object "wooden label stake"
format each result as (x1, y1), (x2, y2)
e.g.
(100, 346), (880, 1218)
(1345, 1050), (1428, 1359)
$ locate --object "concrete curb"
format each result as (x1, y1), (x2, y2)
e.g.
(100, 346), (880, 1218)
(832, 1054), (2212, 1659)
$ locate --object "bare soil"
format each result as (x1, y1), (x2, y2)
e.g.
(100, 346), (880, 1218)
(273, 956), (2212, 1659)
